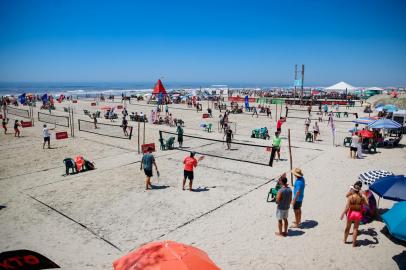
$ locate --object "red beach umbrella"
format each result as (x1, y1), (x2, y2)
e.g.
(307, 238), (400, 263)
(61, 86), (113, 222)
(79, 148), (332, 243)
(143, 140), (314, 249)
(356, 130), (374, 138)
(113, 241), (220, 270)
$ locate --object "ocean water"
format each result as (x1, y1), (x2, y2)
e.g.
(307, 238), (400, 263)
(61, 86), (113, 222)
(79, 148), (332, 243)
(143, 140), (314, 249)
(0, 82), (283, 96)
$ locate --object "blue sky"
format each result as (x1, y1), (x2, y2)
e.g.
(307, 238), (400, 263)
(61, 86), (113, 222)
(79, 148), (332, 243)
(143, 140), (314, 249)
(0, 0), (405, 86)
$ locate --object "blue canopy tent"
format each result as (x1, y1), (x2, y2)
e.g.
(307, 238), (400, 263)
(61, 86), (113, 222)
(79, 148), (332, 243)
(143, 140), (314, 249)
(382, 202), (406, 241)
(368, 119), (402, 129)
(352, 117), (379, 125)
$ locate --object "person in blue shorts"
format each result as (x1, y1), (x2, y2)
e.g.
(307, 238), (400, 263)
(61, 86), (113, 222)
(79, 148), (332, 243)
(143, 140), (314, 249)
(291, 168), (305, 228)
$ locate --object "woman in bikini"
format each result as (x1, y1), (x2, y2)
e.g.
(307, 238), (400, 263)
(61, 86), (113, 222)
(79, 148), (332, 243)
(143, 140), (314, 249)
(340, 183), (368, 247)
(14, 120), (21, 137)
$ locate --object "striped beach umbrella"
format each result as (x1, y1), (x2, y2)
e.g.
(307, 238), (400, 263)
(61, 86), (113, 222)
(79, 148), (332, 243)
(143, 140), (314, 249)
(358, 170), (395, 186)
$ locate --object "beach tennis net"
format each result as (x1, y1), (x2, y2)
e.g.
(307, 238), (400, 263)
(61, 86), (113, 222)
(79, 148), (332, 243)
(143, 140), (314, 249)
(38, 112), (70, 127)
(160, 130), (271, 166)
(6, 106), (30, 119)
(78, 119), (133, 139)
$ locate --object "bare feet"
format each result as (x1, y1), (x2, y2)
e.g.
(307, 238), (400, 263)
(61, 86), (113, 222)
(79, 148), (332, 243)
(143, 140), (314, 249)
(275, 232), (285, 237)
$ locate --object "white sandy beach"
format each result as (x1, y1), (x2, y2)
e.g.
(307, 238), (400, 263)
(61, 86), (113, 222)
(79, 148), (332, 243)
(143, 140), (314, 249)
(1, 98), (405, 270)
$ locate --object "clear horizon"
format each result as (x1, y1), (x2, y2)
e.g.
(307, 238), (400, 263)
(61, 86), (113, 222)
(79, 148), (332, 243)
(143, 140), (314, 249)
(1, 0), (405, 85)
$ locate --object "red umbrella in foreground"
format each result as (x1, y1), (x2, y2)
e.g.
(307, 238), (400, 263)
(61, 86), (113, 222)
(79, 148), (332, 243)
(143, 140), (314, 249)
(113, 241), (220, 270)
(356, 130), (374, 138)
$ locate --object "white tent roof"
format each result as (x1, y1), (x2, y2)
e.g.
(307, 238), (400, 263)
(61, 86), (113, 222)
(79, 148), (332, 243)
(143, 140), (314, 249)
(365, 87), (384, 91)
(324, 81), (357, 91)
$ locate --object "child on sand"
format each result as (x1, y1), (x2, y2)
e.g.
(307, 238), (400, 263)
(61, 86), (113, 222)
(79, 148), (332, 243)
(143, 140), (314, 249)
(2, 118), (8, 134)
(14, 120), (20, 137)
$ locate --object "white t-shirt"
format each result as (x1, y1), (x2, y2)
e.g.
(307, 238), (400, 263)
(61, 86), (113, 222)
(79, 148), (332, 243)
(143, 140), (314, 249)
(351, 135), (359, 148)
(43, 127), (50, 138)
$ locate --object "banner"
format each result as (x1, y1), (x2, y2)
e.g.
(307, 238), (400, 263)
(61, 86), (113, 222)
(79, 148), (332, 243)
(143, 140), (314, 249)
(55, 131), (68, 140)
(272, 99), (284, 105)
(21, 121), (32, 128)
(244, 95), (250, 109)
(18, 93), (27, 105)
(294, 79), (302, 87)
(141, 143), (156, 153)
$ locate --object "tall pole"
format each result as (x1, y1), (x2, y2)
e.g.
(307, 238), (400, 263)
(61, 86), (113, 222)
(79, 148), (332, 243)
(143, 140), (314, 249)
(137, 121), (140, 154)
(294, 64), (298, 101)
(301, 64), (305, 103)
(143, 120), (146, 145)
(288, 129), (293, 186)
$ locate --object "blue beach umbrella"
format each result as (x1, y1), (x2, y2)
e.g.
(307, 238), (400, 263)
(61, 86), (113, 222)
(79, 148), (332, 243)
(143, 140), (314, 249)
(382, 202), (406, 241)
(370, 175), (406, 201)
(383, 104), (398, 112)
(368, 119), (402, 129)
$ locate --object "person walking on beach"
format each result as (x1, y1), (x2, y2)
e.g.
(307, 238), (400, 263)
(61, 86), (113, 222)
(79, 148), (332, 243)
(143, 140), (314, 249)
(285, 105), (289, 118)
(275, 174), (292, 237)
(140, 147), (159, 190)
(165, 104), (169, 116)
(14, 120), (21, 137)
(122, 117), (128, 136)
(42, 124), (54, 149)
(269, 132), (281, 167)
(224, 125), (233, 150)
(182, 151), (204, 191)
(304, 117), (311, 134)
(252, 106), (258, 118)
(313, 122), (320, 141)
(340, 183), (368, 247)
(2, 118), (8, 134)
(350, 133), (359, 159)
(291, 168), (305, 228)
(307, 105), (312, 116)
(91, 113), (98, 129)
(176, 124), (184, 148)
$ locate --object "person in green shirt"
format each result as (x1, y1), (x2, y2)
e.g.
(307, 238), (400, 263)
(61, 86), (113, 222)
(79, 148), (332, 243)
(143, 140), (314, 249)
(269, 132), (282, 167)
(176, 125), (184, 148)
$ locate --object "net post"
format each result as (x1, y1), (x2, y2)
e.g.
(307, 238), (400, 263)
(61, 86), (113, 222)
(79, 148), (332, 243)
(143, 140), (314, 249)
(78, 119), (81, 131)
(72, 108), (75, 137)
(129, 126), (133, 140)
(137, 121), (140, 154)
(143, 120), (146, 145)
(288, 128), (293, 186)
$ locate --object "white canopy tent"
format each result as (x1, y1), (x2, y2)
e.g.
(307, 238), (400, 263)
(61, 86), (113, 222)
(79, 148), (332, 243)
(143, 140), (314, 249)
(324, 81), (357, 92)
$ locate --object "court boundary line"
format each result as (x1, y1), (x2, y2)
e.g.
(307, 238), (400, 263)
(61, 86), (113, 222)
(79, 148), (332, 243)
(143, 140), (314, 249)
(27, 194), (122, 252)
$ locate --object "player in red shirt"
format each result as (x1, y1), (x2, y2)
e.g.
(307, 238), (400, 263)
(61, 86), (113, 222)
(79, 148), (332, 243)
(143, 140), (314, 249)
(183, 151), (204, 191)
(276, 117), (286, 133)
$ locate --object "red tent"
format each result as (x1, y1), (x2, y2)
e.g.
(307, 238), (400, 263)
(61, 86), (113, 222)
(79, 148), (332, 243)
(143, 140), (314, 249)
(152, 79), (167, 95)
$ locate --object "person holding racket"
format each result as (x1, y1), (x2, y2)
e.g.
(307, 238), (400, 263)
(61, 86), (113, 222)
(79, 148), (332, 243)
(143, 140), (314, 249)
(182, 151), (204, 191)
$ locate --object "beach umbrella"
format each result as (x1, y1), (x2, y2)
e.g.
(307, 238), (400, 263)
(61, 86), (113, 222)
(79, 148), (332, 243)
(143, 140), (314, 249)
(352, 117), (378, 125)
(368, 119), (402, 129)
(113, 241), (220, 270)
(382, 202), (406, 241)
(383, 104), (398, 112)
(356, 130), (374, 138)
(358, 170), (395, 186)
(370, 175), (406, 201)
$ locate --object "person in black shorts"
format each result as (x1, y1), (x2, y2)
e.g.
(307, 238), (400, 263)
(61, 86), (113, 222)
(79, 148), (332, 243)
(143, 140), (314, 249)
(14, 120), (20, 137)
(224, 126), (233, 150)
(122, 117), (128, 136)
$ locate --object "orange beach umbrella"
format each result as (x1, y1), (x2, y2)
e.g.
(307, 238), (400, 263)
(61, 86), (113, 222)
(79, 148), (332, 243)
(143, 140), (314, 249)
(113, 241), (220, 270)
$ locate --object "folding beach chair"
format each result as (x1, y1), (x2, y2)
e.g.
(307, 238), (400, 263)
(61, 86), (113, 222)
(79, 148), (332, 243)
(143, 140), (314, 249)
(305, 132), (314, 142)
(267, 182), (282, 202)
(205, 123), (213, 133)
(343, 137), (352, 147)
(166, 137), (175, 150)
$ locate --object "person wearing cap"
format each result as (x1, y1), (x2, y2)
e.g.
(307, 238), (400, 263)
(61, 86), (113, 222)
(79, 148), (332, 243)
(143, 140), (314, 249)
(291, 168), (305, 228)
(140, 147), (159, 190)
(182, 151), (204, 191)
(340, 182), (368, 247)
